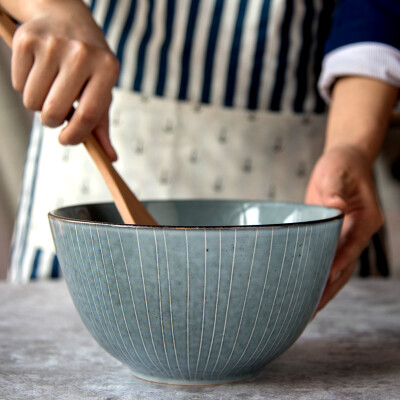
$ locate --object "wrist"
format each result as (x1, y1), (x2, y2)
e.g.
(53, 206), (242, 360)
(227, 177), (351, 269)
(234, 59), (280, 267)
(322, 144), (375, 170)
(323, 136), (380, 167)
(1, 0), (85, 22)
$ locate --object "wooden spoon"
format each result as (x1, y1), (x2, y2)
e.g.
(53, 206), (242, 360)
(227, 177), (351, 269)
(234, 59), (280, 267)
(0, 10), (157, 225)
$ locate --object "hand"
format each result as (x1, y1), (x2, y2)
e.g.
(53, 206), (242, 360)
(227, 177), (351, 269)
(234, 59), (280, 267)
(10, 0), (119, 161)
(305, 146), (383, 312)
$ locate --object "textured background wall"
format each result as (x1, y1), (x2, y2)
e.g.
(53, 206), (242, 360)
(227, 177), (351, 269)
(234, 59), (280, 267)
(0, 42), (32, 279)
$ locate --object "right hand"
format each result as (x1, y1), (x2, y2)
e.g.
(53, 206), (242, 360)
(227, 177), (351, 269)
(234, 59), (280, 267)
(10, 0), (119, 161)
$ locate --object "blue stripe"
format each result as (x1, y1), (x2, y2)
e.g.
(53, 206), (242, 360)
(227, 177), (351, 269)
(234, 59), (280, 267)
(103, 0), (118, 36)
(134, 0), (155, 91)
(293, 0), (314, 112)
(269, 0), (293, 111)
(116, 0), (137, 86)
(156, 0), (176, 96)
(51, 255), (61, 279)
(12, 121), (45, 282)
(247, 0), (271, 110)
(313, 1), (334, 113)
(89, 0), (97, 13)
(201, 0), (225, 104)
(224, 0), (247, 107)
(178, 0), (201, 100)
(30, 249), (42, 280)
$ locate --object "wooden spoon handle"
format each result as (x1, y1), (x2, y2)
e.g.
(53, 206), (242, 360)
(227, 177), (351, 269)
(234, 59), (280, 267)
(84, 135), (158, 225)
(0, 9), (15, 47)
(0, 10), (157, 225)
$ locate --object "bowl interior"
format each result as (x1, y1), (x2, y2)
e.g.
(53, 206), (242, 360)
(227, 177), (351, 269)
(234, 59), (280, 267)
(50, 200), (342, 227)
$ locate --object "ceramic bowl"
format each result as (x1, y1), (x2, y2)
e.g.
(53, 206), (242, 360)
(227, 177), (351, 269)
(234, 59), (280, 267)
(49, 200), (343, 385)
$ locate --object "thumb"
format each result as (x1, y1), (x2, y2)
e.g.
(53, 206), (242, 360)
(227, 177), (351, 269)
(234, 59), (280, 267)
(318, 169), (350, 213)
(322, 193), (347, 214)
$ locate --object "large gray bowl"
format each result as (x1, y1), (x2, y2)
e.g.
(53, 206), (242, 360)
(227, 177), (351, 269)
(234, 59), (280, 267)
(49, 200), (343, 385)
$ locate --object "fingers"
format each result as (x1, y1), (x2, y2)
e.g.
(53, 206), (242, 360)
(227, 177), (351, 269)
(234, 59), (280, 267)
(329, 224), (365, 280)
(11, 29), (35, 93)
(57, 52), (118, 144)
(306, 147), (384, 313)
(313, 197), (382, 315)
(58, 93), (118, 162)
(10, 19), (120, 159)
(93, 110), (118, 162)
(316, 260), (356, 313)
(329, 187), (383, 280)
(24, 60), (59, 112)
(40, 49), (90, 127)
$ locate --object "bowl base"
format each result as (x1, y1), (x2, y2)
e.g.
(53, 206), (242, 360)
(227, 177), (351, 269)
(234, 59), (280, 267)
(130, 369), (262, 386)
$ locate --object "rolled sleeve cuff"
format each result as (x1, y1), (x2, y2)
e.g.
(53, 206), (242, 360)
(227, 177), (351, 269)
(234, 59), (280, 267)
(318, 42), (400, 108)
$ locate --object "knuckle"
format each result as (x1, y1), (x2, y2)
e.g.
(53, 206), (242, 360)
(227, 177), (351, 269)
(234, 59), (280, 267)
(103, 52), (120, 76)
(98, 52), (120, 84)
(69, 41), (90, 68)
(76, 106), (99, 127)
(41, 105), (65, 127)
(59, 129), (86, 145)
(43, 35), (62, 59)
(14, 28), (36, 53)
(12, 77), (24, 93)
(23, 92), (42, 111)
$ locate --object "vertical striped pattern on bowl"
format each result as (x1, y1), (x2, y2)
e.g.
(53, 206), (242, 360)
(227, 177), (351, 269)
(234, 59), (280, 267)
(49, 208), (341, 384)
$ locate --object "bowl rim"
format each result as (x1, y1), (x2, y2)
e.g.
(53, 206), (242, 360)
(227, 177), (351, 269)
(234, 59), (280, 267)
(48, 200), (344, 230)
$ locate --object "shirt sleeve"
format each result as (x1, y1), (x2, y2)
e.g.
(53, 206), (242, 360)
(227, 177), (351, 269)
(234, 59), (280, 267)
(318, 0), (400, 104)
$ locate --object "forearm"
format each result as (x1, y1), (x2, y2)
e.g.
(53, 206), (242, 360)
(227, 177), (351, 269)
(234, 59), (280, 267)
(0, 0), (85, 22)
(324, 76), (399, 166)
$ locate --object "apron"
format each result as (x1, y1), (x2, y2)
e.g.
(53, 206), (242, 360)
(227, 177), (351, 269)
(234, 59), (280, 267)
(10, 93), (326, 282)
(9, 0), (333, 282)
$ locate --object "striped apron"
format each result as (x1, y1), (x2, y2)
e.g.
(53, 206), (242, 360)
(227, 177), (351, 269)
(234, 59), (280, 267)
(10, 0), (334, 282)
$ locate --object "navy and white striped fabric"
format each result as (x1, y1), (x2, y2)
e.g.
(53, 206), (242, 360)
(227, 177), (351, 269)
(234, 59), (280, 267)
(88, 0), (334, 113)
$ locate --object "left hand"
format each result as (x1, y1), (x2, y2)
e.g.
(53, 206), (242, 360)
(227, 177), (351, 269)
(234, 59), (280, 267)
(305, 145), (383, 312)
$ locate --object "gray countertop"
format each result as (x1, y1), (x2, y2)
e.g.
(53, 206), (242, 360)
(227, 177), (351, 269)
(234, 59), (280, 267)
(0, 278), (399, 400)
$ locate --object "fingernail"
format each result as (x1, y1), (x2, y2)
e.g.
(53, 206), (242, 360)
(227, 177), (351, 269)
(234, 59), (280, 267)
(41, 113), (62, 128)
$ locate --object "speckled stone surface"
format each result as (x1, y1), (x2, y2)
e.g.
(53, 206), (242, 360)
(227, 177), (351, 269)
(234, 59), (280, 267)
(0, 278), (399, 400)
